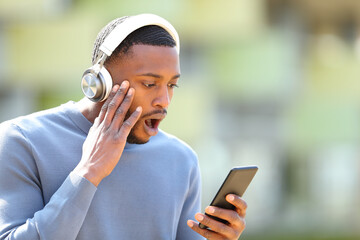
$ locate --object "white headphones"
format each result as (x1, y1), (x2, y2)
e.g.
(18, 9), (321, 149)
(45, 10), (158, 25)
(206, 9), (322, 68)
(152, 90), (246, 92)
(81, 13), (180, 102)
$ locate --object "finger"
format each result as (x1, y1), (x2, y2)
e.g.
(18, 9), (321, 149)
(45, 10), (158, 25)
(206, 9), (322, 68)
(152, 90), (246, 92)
(112, 87), (135, 130)
(226, 194), (247, 217)
(204, 206), (245, 236)
(98, 84), (120, 123)
(117, 106), (142, 140)
(103, 81), (129, 126)
(93, 115), (101, 128)
(187, 220), (225, 240)
(195, 212), (237, 239)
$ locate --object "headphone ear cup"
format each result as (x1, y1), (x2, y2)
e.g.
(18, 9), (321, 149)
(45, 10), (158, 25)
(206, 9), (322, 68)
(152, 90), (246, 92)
(81, 65), (113, 102)
(99, 67), (113, 101)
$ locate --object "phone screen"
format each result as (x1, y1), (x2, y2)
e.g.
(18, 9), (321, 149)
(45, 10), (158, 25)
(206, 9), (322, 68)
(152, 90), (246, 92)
(199, 165), (258, 229)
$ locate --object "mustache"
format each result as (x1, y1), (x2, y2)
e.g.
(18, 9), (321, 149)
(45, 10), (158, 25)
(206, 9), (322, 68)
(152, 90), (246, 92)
(140, 109), (167, 119)
(125, 108), (167, 120)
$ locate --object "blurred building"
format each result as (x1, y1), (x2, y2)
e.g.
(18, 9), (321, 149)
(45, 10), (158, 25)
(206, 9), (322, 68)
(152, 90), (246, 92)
(1, 0), (360, 239)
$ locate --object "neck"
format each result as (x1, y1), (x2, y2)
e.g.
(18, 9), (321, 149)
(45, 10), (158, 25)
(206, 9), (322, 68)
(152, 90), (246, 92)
(76, 97), (104, 123)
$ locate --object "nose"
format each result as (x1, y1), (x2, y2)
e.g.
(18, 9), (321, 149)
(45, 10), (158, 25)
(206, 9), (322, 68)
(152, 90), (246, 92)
(153, 86), (171, 109)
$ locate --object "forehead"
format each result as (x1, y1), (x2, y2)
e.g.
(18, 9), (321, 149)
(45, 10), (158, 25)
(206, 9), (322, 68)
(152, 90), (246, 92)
(119, 44), (180, 74)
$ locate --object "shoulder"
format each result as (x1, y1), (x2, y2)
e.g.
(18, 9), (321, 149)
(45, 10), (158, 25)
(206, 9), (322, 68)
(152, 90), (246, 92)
(0, 102), (74, 139)
(14, 104), (68, 128)
(0, 106), (61, 153)
(0, 120), (24, 146)
(0, 118), (36, 171)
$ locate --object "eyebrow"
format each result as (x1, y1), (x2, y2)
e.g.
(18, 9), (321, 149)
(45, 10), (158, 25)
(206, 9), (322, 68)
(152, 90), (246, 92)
(136, 73), (181, 80)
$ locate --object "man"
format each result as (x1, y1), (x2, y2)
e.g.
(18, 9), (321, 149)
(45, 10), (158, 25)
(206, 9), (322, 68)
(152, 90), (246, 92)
(0, 14), (247, 239)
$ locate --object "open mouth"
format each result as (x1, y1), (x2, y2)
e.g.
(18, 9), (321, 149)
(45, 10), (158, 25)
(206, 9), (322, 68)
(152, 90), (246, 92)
(145, 119), (160, 129)
(142, 112), (166, 137)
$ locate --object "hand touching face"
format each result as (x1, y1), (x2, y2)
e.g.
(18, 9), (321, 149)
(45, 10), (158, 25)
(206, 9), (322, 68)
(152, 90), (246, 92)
(74, 81), (142, 186)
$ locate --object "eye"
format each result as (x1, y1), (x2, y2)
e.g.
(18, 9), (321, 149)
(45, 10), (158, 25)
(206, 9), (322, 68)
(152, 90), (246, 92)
(143, 82), (156, 88)
(168, 83), (179, 89)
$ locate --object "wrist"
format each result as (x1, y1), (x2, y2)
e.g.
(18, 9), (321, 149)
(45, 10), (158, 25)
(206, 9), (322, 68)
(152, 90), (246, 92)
(73, 166), (102, 187)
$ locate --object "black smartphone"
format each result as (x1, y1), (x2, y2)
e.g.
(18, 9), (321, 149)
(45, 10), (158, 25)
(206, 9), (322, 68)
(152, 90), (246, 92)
(199, 165), (258, 229)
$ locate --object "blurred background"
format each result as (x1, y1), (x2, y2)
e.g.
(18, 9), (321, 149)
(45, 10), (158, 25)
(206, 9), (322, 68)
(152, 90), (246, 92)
(1, 0), (360, 239)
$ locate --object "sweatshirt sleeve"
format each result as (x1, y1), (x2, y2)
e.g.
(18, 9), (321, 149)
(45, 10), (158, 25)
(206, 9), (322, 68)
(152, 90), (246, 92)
(176, 155), (205, 240)
(0, 122), (97, 240)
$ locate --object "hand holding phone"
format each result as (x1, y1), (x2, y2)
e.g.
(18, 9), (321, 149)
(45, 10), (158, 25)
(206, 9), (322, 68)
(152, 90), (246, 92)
(199, 165), (258, 229)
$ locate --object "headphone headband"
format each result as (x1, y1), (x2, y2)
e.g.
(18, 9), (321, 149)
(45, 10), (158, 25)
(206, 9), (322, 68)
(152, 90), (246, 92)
(99, 13), (180, 56)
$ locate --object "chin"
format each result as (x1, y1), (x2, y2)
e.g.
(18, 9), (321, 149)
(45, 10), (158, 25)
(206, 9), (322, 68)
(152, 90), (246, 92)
(126, 130), (150, 144)
(126, 136), (149, 144)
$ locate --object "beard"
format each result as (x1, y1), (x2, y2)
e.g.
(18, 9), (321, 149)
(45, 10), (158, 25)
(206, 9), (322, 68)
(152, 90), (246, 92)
(126, 122), (149, 144)
(125, 109), (148, 144)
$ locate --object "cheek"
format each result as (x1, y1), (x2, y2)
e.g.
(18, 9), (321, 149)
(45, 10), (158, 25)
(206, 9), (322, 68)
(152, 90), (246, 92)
(169, 89), (175, 100)
(129, 88), (149, 111)
(166, 89), (175, 105)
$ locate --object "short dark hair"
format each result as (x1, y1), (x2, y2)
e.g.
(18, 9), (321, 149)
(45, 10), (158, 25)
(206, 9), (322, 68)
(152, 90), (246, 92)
(92, 17), (176, 65)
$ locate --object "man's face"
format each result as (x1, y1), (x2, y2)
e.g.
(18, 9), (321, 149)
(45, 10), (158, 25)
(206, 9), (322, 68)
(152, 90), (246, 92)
(105, 44), (180, 144)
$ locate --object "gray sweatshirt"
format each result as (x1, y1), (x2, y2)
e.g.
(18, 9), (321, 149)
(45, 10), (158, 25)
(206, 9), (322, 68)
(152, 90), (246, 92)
(0, 101), (203, 240)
